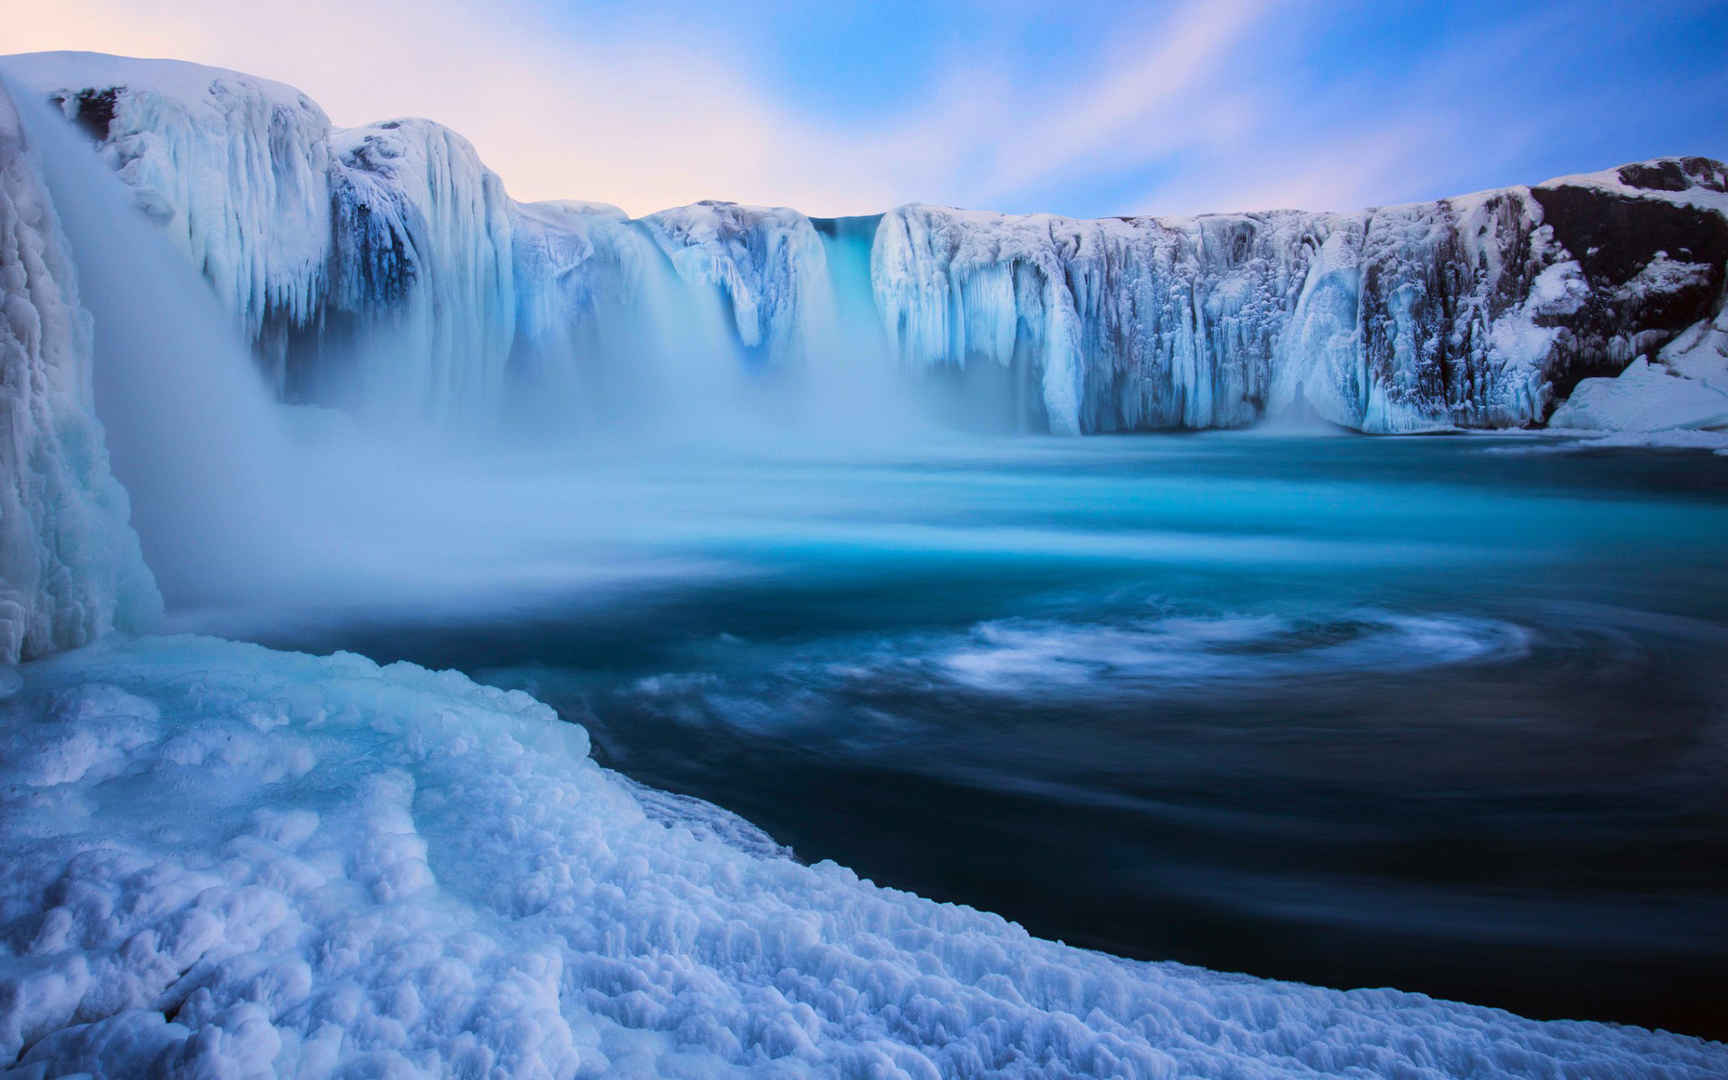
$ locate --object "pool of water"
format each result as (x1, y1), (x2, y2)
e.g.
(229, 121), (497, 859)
(240, 432), (1728, 1038)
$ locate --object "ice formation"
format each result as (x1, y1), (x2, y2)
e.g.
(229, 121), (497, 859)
(641, 201), (835, 363)
(875, 168), (1728, 433)
(0, 81), (158, 663)
(1, 53), (521, 424)
(5, 51), (1725, 436)
(10, 54), (332, 391)
(1, 635), (1723, 1079)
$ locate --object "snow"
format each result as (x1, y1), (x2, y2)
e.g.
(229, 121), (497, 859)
(1549, 357), (1728, 431)
(1534, 157), (1728, 217)
(0, 82), (159, 663)
(1654, 298), (1728, 390)
(1549, 295), (1728, 433)
(4, 634), (1725, 1079)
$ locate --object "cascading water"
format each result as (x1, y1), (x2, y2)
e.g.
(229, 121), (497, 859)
(12, 83), (619, 617)
(10, 83), (938, 623)
(11, 76), (306, 610)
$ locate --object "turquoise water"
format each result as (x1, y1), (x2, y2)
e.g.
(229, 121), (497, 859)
(250, 432), (1728, 1038)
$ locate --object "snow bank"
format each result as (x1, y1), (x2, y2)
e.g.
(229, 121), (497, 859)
(1549, 358), (1728, 431)
(2, 635), (1724, 1079)
(1550, 288), (1728, 433)
(0, 80), (159, 663)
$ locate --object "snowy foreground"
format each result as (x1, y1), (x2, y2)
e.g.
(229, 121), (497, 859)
(3, 636), (1724, 1079)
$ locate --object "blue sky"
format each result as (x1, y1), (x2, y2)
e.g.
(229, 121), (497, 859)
(12, 0), (1728, 217)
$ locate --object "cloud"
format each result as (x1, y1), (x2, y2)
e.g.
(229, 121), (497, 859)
(7, 0), (1723, 219)
(5, 0), (915, 214)
(3, 0), (1289, 217)
(979, 0), (1280, 197)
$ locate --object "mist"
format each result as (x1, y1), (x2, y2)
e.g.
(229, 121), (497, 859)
(12, 83), (954, 632)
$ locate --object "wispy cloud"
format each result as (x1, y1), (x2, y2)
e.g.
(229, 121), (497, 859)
(6, 0), (1725, 218)
(977, 0), (1280, 196)
(0, 0), (1291, 215)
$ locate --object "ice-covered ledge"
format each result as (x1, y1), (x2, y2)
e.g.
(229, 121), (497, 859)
(2, 635), (1724, 1078)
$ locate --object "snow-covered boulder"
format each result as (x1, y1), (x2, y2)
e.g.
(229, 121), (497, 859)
(0, 80), (159, 664)
(3, 635), (1725, 1078)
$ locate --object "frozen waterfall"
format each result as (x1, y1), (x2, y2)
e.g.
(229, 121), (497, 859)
(3, 51), (1725, 440)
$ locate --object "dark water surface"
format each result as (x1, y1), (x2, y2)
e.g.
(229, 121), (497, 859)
(246, 433), (1728, 1039)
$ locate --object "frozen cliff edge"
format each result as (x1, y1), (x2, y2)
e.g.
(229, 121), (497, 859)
(875, 161), (1728, 434)
(0, 79), (158, 664)
(3, 50), (1726, 437)
(3, 634), (1725, 1079)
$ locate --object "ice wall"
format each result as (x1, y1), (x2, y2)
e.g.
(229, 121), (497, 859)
(319, 118), (517, 423)
(876, 170), (1728, 433)
(21, 54), (331, 393)
(6, 51), (1726, 437)
(3, 53), (521, 425)
(0, 80), (159, 663)
(641, 200), (835, 364)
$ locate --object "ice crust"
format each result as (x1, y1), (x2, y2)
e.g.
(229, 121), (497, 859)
(4, 52), (1725, 436)
(0, 82), (159, 663)
(3, 635), (1725, 1079)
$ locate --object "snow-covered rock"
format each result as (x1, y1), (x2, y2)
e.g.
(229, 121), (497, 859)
(876, 165), (1728, 434)
(1550, 279), (1728, 433)
(0, 80), (159, 664)
(1549, 357), (1728, 431)
(3, 635), (1724, 1079)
